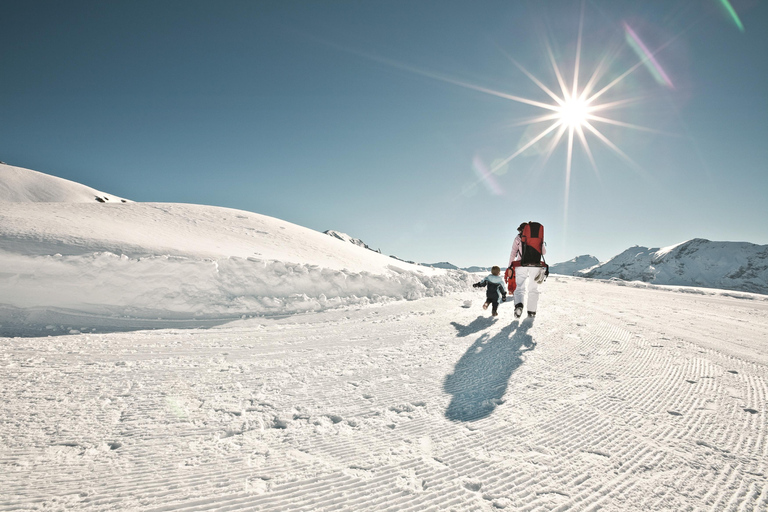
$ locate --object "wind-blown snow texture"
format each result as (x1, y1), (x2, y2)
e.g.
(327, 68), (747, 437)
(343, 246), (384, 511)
(583, 239), (768, 295)
(1, 164), (767, 511)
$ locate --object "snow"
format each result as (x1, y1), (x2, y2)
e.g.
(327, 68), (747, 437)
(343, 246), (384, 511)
(583, 239), (768, 295)
(323, 230), (379, 252)
(1, 165), (767, 511)
(549, 255), (600, 276)
(0, 163), (129, 204)
(0, 164), (469, 335)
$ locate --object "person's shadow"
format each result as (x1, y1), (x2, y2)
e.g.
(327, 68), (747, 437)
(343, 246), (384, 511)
(450, 316), (497, 338)
(444, 318), (535, 422)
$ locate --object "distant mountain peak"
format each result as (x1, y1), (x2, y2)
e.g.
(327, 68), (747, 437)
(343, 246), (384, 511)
(323, 230), (380, 253)
(421, 262), (459, 270)
(550, 255), (600, 276)
(583, 239), (768, 295)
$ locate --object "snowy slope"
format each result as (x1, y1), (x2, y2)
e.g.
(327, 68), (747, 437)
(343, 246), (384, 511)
(0, 167), (470, 335)
(0, 162), (129, 203)
(583, 239), (768, 294)
(549, 254), (600, 276)
(1, 278), (766, 511)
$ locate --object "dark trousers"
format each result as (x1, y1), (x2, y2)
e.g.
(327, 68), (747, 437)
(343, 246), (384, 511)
(485, 296), (499, 314)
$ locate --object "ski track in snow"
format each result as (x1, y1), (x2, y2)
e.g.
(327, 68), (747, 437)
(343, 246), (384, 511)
(1, 278), (767, 511)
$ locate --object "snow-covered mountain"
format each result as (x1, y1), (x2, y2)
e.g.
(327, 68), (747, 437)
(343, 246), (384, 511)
(323, 234), (491, 273)
(0, 164), (471, 335)
(462, 265), (493, 273)
(422, 261), (459, 270)
(323, 230), (380, 253)
(583, 239), (768, 295)
(549, 254), (600, 276)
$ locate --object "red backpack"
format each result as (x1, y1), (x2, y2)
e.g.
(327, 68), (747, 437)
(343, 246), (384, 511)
(520, 221), (545, 266)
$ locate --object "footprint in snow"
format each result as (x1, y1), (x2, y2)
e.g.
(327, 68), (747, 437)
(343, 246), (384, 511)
(744, 408), (758, 414)
(668, 411), (683, 416)
(463, 480), (483, 492)
(727, 370), (739, 374)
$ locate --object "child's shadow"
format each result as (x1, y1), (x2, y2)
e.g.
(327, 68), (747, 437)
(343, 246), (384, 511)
(450, 316), (496, 338)
(444, 318), (535, 422)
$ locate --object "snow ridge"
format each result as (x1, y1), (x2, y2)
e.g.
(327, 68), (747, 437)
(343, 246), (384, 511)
(0, 162), (129, 203)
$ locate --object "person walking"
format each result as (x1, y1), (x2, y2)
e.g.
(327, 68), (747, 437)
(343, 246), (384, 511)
(472, 266), (507, 317)
(508, 222), (548, 319)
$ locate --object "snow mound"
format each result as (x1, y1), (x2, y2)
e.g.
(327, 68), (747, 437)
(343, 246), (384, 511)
(0, 163), (129, 203)
(0, 168), (471, 335)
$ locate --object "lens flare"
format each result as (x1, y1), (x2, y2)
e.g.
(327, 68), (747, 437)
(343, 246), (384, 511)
(623, 23), (674, 88)
(718, 0), (745, 32)
(472, 155), (504, 196)
(473, 4), (675, 232)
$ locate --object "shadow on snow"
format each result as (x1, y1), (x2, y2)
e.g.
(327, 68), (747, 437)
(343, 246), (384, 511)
(444, 317), (535, 422)
(0, 305), (237, 337)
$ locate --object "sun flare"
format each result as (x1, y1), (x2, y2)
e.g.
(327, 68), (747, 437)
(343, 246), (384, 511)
(557, 97), (591, 128)
(472, 2), (672, 232)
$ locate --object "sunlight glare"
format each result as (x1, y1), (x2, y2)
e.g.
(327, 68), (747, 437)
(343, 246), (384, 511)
(558, 97), (590, 128)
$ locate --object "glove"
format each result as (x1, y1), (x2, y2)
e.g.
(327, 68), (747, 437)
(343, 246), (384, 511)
(535, 268), (547, 284)
(472, 283), (480, 288)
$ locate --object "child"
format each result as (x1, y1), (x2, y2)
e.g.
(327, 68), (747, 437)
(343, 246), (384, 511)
(472, 266), (507, 316)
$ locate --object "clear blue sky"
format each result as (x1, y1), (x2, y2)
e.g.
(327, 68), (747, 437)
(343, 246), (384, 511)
(2, 0), (766, 267)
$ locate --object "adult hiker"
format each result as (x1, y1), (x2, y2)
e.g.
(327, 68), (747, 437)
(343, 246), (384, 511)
(507, 221), (548, 319)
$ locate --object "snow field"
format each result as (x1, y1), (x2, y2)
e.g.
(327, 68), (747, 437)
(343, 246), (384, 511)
(1, 278), (766, 511)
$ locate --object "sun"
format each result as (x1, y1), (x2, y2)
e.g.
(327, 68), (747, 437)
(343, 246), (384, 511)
(333, 0), (669, 220)
(470, 3), (671, 225)
(557, 97), (591, 128)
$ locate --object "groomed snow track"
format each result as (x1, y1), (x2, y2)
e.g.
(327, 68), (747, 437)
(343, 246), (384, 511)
(1, 278), (767, 511)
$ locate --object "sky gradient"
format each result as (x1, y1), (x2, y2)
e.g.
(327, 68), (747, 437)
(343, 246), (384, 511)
(2, 0), (766, 267)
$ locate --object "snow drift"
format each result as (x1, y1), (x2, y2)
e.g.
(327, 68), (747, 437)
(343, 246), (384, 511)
(0, 164), (471, 335)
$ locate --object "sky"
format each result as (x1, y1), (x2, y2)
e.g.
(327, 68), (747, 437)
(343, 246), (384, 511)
(1, 0), (766, 267)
